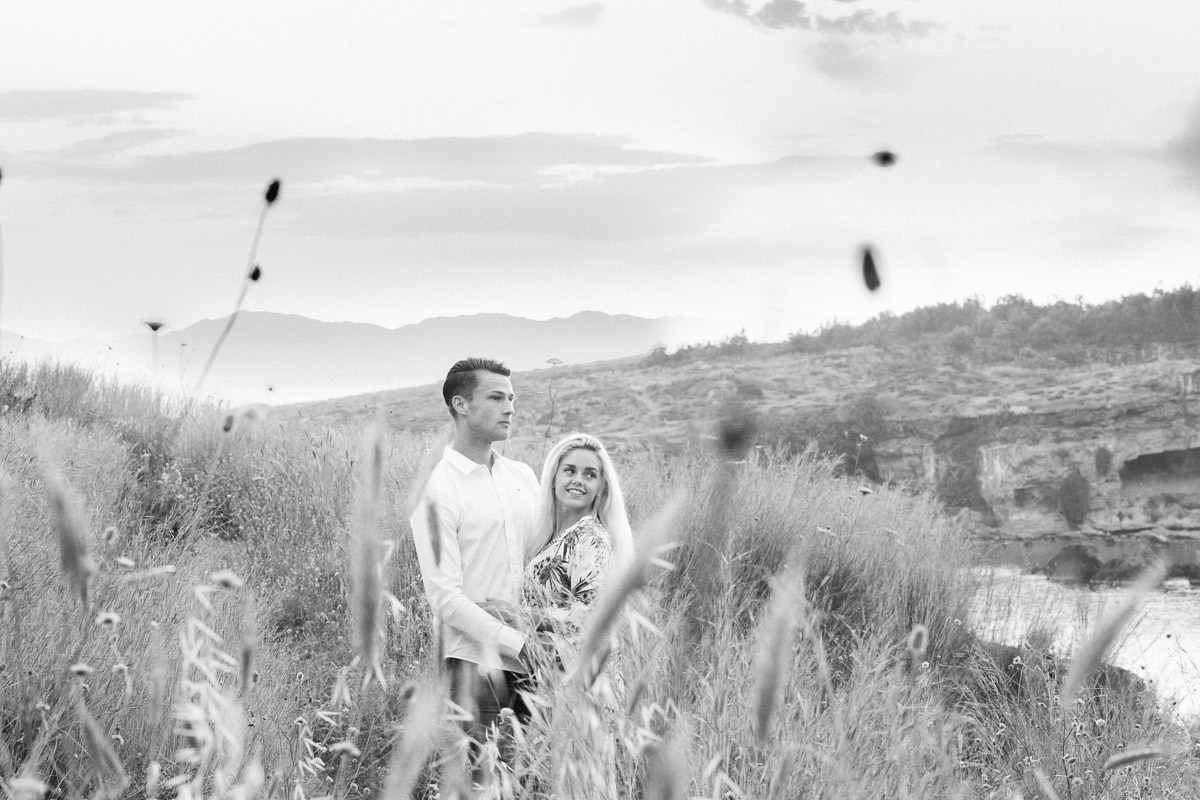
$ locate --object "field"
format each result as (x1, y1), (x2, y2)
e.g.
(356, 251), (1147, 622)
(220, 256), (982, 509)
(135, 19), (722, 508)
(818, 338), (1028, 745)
(1, 359), (1198, 799)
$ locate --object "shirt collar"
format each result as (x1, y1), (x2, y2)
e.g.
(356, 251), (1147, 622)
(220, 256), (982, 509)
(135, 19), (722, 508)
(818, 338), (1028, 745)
(443, 445), (498, 475)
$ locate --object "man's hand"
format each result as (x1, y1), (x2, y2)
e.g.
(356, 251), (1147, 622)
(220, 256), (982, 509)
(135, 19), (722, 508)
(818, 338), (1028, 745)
(479, 597), (522, 626)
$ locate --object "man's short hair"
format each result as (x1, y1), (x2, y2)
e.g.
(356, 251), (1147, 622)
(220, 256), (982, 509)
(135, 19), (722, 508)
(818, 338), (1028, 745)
(442, 358), (511, 417)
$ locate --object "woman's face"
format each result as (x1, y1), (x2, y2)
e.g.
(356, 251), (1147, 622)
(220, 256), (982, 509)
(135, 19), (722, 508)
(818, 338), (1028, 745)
(553, 447), (604, 516)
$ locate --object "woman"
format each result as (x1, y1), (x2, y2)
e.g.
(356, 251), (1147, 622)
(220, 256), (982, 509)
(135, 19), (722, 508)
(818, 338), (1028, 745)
(520, 432), (632, 796)
(522, 432), (632, 649)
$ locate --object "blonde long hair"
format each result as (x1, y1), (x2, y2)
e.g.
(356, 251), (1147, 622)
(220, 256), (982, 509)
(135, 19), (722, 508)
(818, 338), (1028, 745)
(531, 432), (633, 562)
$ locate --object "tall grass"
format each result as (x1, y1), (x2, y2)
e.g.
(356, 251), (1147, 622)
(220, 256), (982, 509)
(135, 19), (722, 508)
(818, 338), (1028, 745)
(1, 360), (1197, 798)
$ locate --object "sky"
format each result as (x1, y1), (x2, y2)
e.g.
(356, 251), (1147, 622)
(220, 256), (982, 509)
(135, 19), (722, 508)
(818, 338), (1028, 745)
(2, 0), (1199, 345)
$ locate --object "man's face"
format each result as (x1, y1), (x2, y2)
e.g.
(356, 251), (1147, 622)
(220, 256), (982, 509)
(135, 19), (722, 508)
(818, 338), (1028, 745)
(457, 371), (516, 442)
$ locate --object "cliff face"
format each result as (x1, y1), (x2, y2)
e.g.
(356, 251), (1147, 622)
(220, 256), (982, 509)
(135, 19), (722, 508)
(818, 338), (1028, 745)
(875, 392), (1200, 538)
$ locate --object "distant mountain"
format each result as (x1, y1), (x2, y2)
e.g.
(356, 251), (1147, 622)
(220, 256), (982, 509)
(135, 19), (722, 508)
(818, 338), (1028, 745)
(0, 311), (724, 405)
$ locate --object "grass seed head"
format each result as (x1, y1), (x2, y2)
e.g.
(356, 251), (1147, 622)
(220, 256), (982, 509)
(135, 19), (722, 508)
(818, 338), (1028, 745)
(264, 179), (281, 204)
(1102, 744), (1177, 771)
(644, 734), (689, 800)
(574, 492), (685, 687)
(351, 422), (386, 688)
(78, 699), (129, 792)
(751, 574), (802, 742)
(47, 469), (92, 611)
(717, 403), (756, 461)
(380, 683), (441, 800)
(9, 771), (48, 800)
(906, 623), (929, 669)
(1061, 559), (1166, 708)
(210, 569), (244, 589)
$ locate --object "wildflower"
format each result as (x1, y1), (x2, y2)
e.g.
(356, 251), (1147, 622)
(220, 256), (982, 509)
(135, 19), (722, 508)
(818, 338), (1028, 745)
(249, 265), (262, 282)
(116, 557), (135, 568)
(112, 663), (128, 675)
(70, 662), (94, 676)
(264, 179), (281, 204)
(103, 526), (120, 546)
(96, 611), (120, 630)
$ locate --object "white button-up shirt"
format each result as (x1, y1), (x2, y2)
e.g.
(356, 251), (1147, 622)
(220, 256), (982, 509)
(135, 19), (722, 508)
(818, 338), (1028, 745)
(410, 446), (539, 671)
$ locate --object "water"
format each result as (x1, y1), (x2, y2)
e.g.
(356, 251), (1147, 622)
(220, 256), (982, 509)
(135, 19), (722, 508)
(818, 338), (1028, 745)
(970, 565), (1200, 717)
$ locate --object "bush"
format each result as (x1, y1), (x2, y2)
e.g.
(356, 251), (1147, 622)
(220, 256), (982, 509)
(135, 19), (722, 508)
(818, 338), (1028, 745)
(1095, 446), (1113, 477)
(1059, 469), (1091, 529)
(945, 326), (975, 354)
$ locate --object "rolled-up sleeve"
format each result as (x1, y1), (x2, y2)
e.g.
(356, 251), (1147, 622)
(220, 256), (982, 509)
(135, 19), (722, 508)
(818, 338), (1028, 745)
(410, 476), (526, 663)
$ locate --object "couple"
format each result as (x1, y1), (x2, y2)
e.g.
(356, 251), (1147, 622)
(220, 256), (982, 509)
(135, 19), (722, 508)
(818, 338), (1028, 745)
(408, 358), (631, 780)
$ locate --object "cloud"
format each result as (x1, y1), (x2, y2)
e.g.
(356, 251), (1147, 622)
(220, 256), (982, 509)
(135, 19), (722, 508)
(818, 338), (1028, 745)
(979, 135), (1140, 175)
(16, 133), (709, 187)
(539, 2), (604, 27)
(53, 129), (183, 159)
(0, 90), (193, 121)
(704, 0), (940, 38)
(283, 153), (853, 241)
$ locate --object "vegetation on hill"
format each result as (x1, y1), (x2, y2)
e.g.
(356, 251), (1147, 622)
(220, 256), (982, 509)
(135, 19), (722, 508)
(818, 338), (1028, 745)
(788, 286), (1200, 362)
(1, 359), (1196, 798)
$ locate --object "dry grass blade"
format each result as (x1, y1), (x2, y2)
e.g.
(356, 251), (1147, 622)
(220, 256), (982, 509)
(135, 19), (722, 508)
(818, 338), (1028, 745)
(379, 684), (441, 799)
(1060, 559), (1166, 708)
(78, 698), (129, 794)
(46, 469), (91, 612)
(751, 571), (802, 742)
(573, 491), (685, 688)
(1102, 744), (1177, 771)
(351, 421), (387, 689)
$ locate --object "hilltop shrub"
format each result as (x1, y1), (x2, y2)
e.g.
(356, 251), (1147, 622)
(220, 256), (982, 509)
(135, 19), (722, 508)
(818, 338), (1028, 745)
(945, 326), (974, 354)
(1059, 468), (1091, 529)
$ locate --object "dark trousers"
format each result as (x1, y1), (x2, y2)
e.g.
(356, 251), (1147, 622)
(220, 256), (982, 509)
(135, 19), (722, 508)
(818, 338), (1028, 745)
(445, 658), (533, 782)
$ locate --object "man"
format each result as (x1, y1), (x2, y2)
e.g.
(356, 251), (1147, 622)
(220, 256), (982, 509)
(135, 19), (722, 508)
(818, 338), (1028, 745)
(409, 357), (539, 754)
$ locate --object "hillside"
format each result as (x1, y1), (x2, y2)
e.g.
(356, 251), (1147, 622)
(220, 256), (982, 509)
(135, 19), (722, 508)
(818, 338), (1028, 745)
(286, 333), (1200, 541)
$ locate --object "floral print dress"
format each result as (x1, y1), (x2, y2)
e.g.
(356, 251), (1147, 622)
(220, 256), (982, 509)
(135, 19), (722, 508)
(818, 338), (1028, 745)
(521, 515), (619, 685)
(522, 515), (622, 797)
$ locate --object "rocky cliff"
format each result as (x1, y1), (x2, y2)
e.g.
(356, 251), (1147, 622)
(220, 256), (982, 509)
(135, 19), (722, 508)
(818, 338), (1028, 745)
(873, 364), (1200, 539)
